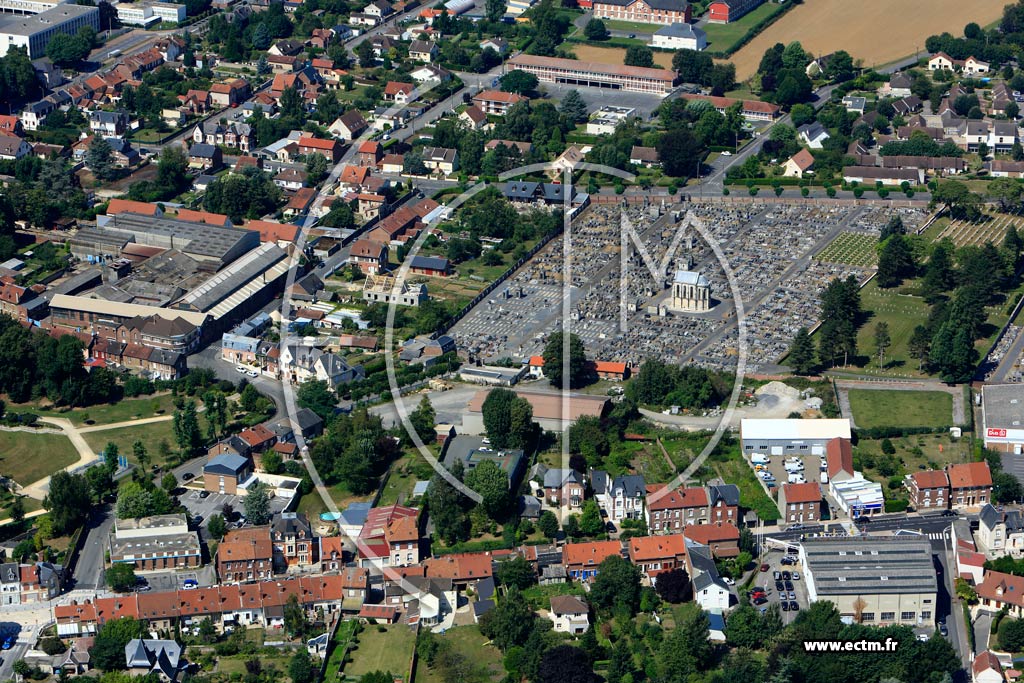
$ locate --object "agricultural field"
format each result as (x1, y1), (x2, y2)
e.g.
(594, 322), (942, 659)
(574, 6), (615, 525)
(726, 0), (1007, 79)
(815, 232), (879, 267)
(846, 389), (953, 429)
(935, 210), (1023, 248)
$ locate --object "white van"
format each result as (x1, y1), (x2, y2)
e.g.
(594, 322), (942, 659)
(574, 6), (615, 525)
(751, 454), (769, 465)
(788, 473), (806, 484)
(784, 461), (805, 473)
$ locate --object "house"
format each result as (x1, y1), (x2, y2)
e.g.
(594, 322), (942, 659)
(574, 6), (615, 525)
(274, 167), (307, 191)
(411, 64), (451, 83)
(408, 255), (451, 276)
(209, 79), (250, 106)
(592, 471), (646, 521)
(0, 135), (32, 160)
(536, 467), (586, 510)
(841, 95), (867, 114)
(89, 110), (128, 136)
(358, 504), (420, 568)
(842, 166), (924, 186)
(683, 522), (740, 559)
(977, 504), (1024, 559)
(297, 136), (342, 163)
(680, 94), (780, 122)
(348, 239), (389, 273)
(0, 115), (23, 136)
(988, 160), (1024, 178)
(124, 639), (184, 681)
(928, 52), (957, 71)
(825, 437), (854, 484)
(947, 461), (993, 510)
(629, 145), (660, 167)
(472, 90), (525, 116)
(965, 56), (991, 74)
(269, 39), (304, 56)
(906, 469), (949, 511)
(650, 22), (706, 51)
(973, 651), (1005, 683)
(548, 595), (589, 635)
(647, 486), (709, 532)
(384, 81), (415, 103)
(686, 539), (730, 611)
(203, 453), (252, 495)
(891, 95), (923, 116)
(459, 105), (488, 130)
(778, 482), (821, 525)
(978, 569), (1024, 617)
(423, 552), (494, 589)
(562, 540), (623, 582)
(328, 110), (368, 141)
(885, 72), (913, 98)
(797, 122), (829, 149)
(966, 121), (990, 151)
(782, 148), (815, 177)
(480, 37), (507, 55)
(187, 143), (222, 171)
(421, 147), (458, 175)
(708, 484), (740, 525)
(271, 512), (316, 569)
(409, 39), (438, 62)
(990, 121), (1018, 153)
(627, 534), (686, 577)
(707, 0), (763, 23)
(217, 527), (274, 583)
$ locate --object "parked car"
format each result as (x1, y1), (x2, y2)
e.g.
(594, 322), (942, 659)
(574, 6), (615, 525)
(760, 563), (769, 572)
(784, 580), (794, 591)
(182, 472), (195, 481)
(773, 571), (782, 581)
(183, 579), (199, 589)
(775, 580), (785, 591)
(788, 601), (799, 611)
(939, 621), (948, 636)
(753, 596), (768, 605)
(781, 571), (791, 581)
(781, 601), (790, 611)
(792, 572), (800, 581)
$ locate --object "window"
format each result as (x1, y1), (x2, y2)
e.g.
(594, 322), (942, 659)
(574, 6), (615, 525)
(900, 611), (915, 621)
(861, 612), (875, 622)
(921, 611), (932, 619)
(880, 612), (895, 621)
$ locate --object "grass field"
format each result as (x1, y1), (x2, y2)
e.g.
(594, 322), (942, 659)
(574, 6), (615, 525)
(847, 389), (953, 429)
(217, 656), (292, 675)
(711, 457), (779, 522)
(344, 624), (416, 680)
(415, 626), (503, 683)
(727, 0), (1007, 80)
(22, 394), (179, 425)
(325, 621), (360, 683)
(815, 232), (878, 267)
(0, 432), (79, 486)
(835, 278), (932, 377)
(571, 44), (674, 69)
(82, 420), (177, 464)
(701, 1), (787, 54)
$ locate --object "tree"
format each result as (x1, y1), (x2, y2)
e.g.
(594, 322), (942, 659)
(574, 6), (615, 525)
(297, 380), (336, 421)
(305, 152), (329, 185)
(403, 150), (427, 175)
(654, 567), (692, 603)
(824, 50), (854, 82)
(257, 54), (270, 75)
(874, 321), (892, 367)
(239, 383), (261, 412)
(172, 400), (203, 458)
(787, 327), (816, 375)
(590, 555), (641, 614)
(478, 586), (535, 651)
(90, 617), (144, 671)
(289, 646), (315, 683)
(1000, 618), (1024, 652)
(500, 69), (539, 95)
(244, 480), (272, 525)
(9, 495), (24, 525)
(465, 460), (510, 520)
(496, 556), (535, 589)
(482, 388), (534, 449)
(657, 127), (704, 178)
(624, 46), (654, 68)
(485, 0), (505, 21)
(85, 135), (116, 181)
(568, 415), (609, 467)
(408, 395), (436, 445)
(105, 564), (136, 592)
(536, 645), (597, 683)
(560, 90), (588, 123)
(428, 462), (470, 544)
(542, 331), (590, 389)
(909, 324), (932, 371)
(206, 513), (227, 540)
(253, 22), (271, 49)
(584, 18), (608, 40)
(116, 481), (172, 519)
(578, 499), (604, 536)
(283, 592), (307, 638)
(989, 177), (1023, 210)
(932, 179), (980, 218)
(994, 471), (1023, 504)
(538, 510), (559, 538)
(46, 32), (89, 66)
(280, 86), (303, 120)
(45, 470), (91, 536)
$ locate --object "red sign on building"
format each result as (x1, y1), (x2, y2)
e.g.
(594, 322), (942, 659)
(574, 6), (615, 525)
(988, 428), (1008, 438)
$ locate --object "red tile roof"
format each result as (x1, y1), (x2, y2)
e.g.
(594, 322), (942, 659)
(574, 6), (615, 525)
(948, 461), (992, 489)
(627, 534), (685, 563)
(647, 486), (708, 512)
(562, 540), (622, 567)
(912, 469), (950, 489)
(826, 437), (853, 479)
(107, 199), (158, 216)
(423, 552), (494, 581)
(782, 482), (821, 504)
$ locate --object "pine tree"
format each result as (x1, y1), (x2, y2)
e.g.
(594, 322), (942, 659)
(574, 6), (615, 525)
(559, 89), (587, 123)
(874, 321), (891, 368)
(908, 324), (931, 371)
(253, 23), (271, 50)
(256, 54), (270, 75)
(876, 234), (915, 288)
(787, 327), (816, 375)
(85, 135), (115, 180)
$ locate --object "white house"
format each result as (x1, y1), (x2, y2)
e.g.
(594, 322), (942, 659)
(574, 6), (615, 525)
(548, 595), (589, 635)
(976, 504), (1024, 559)
(797, 122), (829, 149)
(650, 23), (706, 51)
(687, 540), (730, 612)
(972, 651), (1005, 683)
(592, 471), (646, 522)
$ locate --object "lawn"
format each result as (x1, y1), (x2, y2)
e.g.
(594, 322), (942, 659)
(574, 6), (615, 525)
(344, 624), (416, 680)
(296, 482), (369, 521)
(376, 451), (434, 507)
(325, 621), (360, 683)
(0, 432), (79, 487)
(217, 656), (292, 675)
(701, 1), (787, 54)
(711, 457), (779, 522)
(82, 420), (178, 465)
(815, 232), (879, 267)
(520, 582), (587, 611)
(601, 18), (663, 33)
(415, 626), (504, 683)
(855, 432), (972, 484)
(23, 394), (179, 425)
(847, 389), (953, 429)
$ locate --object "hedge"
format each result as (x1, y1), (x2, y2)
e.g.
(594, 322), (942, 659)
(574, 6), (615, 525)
(854, 426), (947, 440)
(884, 499), (909, 513)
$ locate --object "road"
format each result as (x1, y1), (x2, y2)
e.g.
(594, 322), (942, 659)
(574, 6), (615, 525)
(71, 504), (115, 591)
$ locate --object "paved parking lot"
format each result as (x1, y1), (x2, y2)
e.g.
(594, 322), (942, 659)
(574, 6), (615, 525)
(138, 565), (217, 589)
(751, 549), (809, 623)
(757, 451), (827, 491)
(178, 486), (291, 533)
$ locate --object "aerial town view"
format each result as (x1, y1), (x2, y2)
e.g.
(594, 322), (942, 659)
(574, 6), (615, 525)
(4, 0), (1024, 680)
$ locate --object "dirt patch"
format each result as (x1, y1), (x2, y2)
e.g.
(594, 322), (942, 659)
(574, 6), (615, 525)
(571, 44), (675, 69)
(726, 0), (1007, 81)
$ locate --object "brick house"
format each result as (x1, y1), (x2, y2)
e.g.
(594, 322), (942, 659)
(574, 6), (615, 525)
(947, 461), (993, 510)
(647, 486), (709, 533)
(217, 527), (274, 583)
(906, 470), (950, 511)
(778, 482), (821, 525)
(562, 540), (623, 582)
(627, 534), (686, 577)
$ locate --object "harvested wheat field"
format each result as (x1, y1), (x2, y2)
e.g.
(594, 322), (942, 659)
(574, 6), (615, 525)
(727, 0), (1007, 81)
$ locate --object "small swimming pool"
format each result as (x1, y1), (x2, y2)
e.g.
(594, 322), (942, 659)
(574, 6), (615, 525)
(320, 512), (342, 521)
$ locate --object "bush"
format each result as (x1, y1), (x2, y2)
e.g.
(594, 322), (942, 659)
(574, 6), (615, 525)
(853, 187), (864, 198)
(826, 187), (836, 197)
(880, 438), (896, 454)
(877, 187), (889, 198)
(884, 499), (908, 513)
(774, 185), (784, 196)
(722, 187), (730, 196)
(801, 187), (809, 197)
(749, 186), (759, 196)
